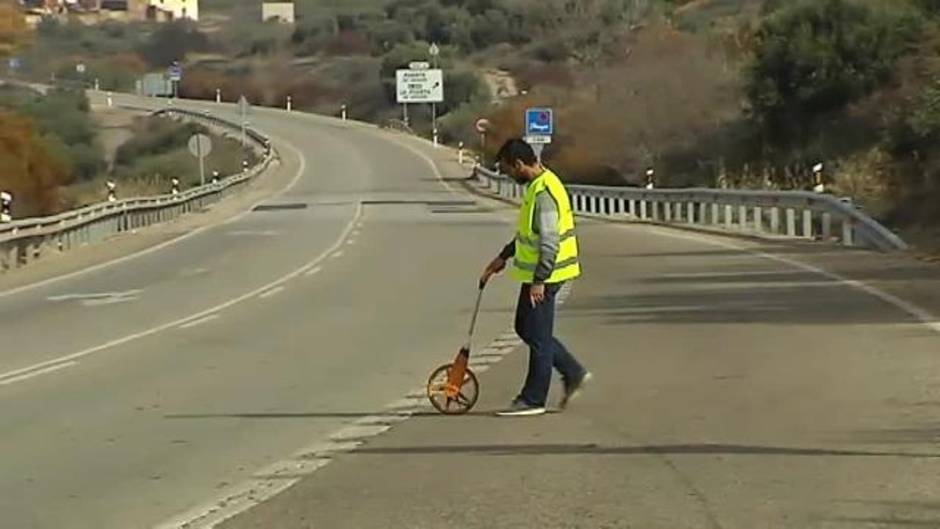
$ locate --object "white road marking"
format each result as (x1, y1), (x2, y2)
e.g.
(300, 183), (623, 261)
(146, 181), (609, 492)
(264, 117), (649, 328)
(226, 230), (279, 237)
(346, 239), (356, 245)
(380, 133), (456, 193)
(304, 266), (322, 277)
(179, 267), (211, 278)
(0, 361), (77, 386)
(178, 314), (220, 330)
(646, 226), (940, 335)
(0, 203), (363, 387)
(258, 286), (285, 299)
(657, 270), (811, 279)
(331, 251), (344, 259)
(47, 290), (142, 302)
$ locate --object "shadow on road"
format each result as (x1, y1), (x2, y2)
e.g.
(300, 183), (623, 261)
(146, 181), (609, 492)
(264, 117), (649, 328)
(342, 442), (940, 459)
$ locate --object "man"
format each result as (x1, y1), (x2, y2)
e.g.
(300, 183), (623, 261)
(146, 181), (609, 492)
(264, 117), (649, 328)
(481, 139), (592, 417)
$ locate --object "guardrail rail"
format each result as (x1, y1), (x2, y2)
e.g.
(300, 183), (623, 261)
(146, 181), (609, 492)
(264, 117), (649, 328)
(472, 165), (908, 252)
(0, 107), (276, 273)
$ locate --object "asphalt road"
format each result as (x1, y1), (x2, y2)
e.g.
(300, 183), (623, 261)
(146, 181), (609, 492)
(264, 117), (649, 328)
(3, 95), (940, 529)
(0, 95), (518, 528)
(220, 216), (940, 529)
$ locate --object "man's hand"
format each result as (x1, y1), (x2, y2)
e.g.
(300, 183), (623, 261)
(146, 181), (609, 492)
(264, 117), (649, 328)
(480, 257), (507, 287)
(529, 283), (546, 306)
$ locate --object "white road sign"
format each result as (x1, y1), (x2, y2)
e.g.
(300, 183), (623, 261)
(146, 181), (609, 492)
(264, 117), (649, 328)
(396, 69), (444, 104)
(188, 134), (213, 158)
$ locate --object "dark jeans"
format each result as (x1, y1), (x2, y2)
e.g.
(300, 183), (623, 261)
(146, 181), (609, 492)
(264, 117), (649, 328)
(514, 282), (586, 407)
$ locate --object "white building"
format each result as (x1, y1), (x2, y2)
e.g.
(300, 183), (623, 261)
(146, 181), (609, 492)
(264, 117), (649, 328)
(262, 2), (294, 24)
(148, 0), (198, 21)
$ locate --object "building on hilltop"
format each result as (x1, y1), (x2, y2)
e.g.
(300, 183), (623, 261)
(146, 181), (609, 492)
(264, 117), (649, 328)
(262, 2), (294, 24)
(17, 0), (198, 25)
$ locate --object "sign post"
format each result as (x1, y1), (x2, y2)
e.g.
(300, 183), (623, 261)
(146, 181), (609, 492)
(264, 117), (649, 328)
(524, 108), (554, 162)
(188, 134), (213, 186)
(429, 43), (441, 145)
(238, 95), (250, 148)
(167, 62), (183, 99)
(396, 66), (444, 133)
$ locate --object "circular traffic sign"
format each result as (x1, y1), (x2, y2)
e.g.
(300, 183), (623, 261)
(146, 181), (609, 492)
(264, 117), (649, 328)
(475, 118), (490, 133)
(188, 134), (213, 158)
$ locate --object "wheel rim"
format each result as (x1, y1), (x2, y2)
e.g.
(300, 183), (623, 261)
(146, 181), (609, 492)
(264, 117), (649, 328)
(427, 364), (479, 415)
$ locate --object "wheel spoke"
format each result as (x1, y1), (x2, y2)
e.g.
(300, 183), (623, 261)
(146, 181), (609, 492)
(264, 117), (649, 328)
(456, 392), (472, 405)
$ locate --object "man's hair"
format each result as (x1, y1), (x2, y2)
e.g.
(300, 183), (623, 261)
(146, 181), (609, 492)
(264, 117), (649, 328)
(496, 139), (538, 166)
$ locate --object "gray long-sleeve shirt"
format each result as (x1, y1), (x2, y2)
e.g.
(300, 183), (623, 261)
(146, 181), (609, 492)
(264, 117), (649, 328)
(500, 190), (560, 283)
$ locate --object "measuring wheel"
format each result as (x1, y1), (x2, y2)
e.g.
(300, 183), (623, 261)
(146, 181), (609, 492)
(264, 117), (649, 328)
(426, 363), (480, 415)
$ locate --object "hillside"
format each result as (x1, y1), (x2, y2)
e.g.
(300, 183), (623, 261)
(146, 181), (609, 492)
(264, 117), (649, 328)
(6, 0), (940, 246)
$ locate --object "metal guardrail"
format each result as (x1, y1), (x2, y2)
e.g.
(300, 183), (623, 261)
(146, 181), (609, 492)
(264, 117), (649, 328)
(0, 107), (276, 273)
(472, 166), (908, 252)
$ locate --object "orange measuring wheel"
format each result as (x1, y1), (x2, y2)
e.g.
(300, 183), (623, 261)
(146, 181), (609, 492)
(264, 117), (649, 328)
(426, 280), (487, 415)
(427, 356), (480, 415)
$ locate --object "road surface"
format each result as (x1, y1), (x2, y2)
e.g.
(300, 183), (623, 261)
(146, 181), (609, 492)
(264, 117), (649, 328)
(2, 95), (940, 529)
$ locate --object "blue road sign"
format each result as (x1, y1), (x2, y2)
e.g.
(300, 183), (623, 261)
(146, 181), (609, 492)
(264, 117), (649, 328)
(167, 64), (183, 82)
(8, 57), (21, 70)
(526, 108), (554, 136)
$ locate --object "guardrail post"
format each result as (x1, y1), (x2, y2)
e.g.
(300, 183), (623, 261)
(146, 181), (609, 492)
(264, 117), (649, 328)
(754, 207), (763, 232)
(802, 210), (813, 239)
(639, 199), (648, 220)
(786, 208), (796, 237)
(822, 213), (832, 240)
(664, 202), (672, 222)
(628, 198), (636, 217)
(711, 203), (719, 225)
(724, 205), (733, 230)
(651, 201), (660, 221)
(737, 205), (747, 231)
(842, 217), (855, 246)
(687, 202), (695, 224)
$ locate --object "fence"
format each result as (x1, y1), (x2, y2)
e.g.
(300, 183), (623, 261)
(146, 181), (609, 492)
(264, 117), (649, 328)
(472, 166), (908, 252)
(0, 107), (276, 273)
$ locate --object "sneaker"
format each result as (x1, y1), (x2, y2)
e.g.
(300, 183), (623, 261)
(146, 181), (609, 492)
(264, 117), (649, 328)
(560, 371), (593, 409)
(496, 400), (547, 417)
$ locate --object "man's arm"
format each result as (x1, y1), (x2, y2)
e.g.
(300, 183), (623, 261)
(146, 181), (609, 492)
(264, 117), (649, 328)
(532, 191), (560, 284)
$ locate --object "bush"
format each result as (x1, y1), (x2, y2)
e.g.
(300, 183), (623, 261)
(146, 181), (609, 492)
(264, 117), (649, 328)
(746, 0), (921, 143)
(116, 117), (204, 166)
(138, 21), (209, 67)
(0, 112), (71, 216)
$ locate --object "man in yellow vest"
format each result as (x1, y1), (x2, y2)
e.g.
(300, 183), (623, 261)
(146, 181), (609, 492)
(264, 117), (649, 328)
(481, 139), (592, 416)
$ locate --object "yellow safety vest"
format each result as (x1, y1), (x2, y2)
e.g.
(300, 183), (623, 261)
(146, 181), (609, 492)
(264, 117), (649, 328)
(511, 169), (581, 284)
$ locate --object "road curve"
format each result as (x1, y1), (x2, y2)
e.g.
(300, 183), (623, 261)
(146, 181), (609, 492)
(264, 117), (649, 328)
(0, 95), (518, 528)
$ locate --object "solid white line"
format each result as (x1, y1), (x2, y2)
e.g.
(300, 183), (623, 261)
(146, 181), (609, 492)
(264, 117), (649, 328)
(0, 144), (362, 385)
(346, 239), (356, 245)
(646, 226), (940, 335)
(379, 133), (457, 194)
(331, 251), (344, 259)
(304, 266), (322, 277)
(178, 314), (220, 329)
(258, 286), (285, 299)
(0, 127), (305, 301)
(0, 361), (77, 386)
(0, 203), (362, 386)
(0, 203), (362, 385)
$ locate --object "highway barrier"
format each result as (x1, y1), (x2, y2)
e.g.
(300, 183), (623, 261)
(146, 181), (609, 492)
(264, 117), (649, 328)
(0, 107), (276, 273)
(472, 166), (908, 252)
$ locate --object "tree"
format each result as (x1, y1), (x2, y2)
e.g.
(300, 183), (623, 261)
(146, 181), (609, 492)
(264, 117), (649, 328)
(0, 1), (29, 58)
(746, 0), (920, 145)
(137, 21), (209, 67)
(0, 111), (71, 216)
